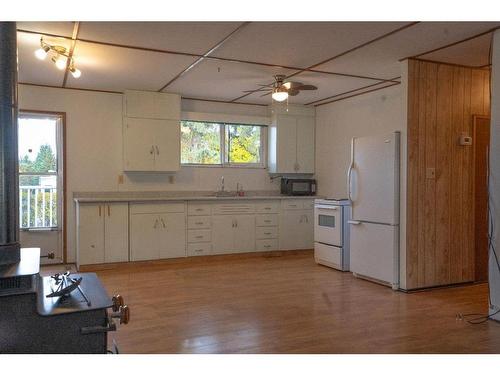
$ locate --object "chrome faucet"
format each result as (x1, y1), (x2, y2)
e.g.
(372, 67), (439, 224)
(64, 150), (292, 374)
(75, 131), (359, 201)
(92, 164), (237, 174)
(220, 176), (225, 192)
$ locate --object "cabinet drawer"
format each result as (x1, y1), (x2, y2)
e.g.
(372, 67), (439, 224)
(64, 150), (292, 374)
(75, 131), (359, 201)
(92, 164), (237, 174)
(188, 203), (212, 216)
(302, 200), (315, 209)
(256, 239), (279, 251)
(187, 229), (212, 243)
(256, 226), (278, 239)
(130, 202), (185, 214)
(212, 203), (255, 215)
(187, 243), (212, 256)
(282, 200), (313, 210)
(256, 214), (278, 227)
(255, 201), (280, 214)
(187, 216), (211, 229)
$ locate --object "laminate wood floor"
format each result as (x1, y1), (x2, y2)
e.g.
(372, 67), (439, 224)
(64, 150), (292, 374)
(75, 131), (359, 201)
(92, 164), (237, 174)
(95, 251), (500, 353)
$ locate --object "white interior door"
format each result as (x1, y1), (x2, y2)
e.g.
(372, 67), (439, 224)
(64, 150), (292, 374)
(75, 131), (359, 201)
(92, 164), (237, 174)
(104, 203), (129, 263)
(349, 221), (398, 286)
(351, 132), (399, 224)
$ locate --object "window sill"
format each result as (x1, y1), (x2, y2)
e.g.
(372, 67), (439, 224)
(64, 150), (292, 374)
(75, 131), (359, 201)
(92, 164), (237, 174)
(181, 164), (267, 170)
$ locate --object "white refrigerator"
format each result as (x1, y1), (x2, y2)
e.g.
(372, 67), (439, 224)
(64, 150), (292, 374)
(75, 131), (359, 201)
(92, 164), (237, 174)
(347, 131), (400, 289)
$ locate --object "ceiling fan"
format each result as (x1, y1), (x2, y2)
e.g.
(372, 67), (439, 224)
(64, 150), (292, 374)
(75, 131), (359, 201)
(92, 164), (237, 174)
(244, 74), (318, 102)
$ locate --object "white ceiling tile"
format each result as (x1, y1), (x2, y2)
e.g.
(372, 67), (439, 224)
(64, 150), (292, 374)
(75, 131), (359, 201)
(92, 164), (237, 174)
(17, 22), (76, 37)
(17, 32), (69, 86)
(77, 22), (243, 55)
(167, 59), (296, 102)
(419, 33), (492, 67)
(315, 22), (499, 78)
(212, 22), (409, 69)
(65, 41), (198, 92)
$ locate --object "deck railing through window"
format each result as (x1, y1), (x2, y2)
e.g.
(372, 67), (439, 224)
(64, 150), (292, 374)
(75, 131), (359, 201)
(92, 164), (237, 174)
(19, 186), (58, 229)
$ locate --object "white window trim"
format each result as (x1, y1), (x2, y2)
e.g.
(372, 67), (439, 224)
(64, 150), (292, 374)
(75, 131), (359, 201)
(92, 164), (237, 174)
(180, 119), (268, 169)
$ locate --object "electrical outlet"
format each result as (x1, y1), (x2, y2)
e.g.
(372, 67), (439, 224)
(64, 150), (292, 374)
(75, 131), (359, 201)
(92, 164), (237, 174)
(426, 168), (436, 179)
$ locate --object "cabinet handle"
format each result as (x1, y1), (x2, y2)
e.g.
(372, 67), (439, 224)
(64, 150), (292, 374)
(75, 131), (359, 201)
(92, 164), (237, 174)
(155, 146), (160, 155)
(195, 249), (203, 253)
(264, 245), (271, 248)
(154, 219), (159, 229)
(150, 145), (155, 155)
(98, 205), (101, 217)
(299, 215), (303, 223)
(195, 235), (203, 239)
(160, 218), (166, 228)
(107, 205), (111, 217)
(264, 232), (271, 235)
(264, 207), (271, 210)
(264, 220), (271, 223)
(235, 219), (238, 228)
(195, 208), (203, 211)
(195, 222), (204, 225)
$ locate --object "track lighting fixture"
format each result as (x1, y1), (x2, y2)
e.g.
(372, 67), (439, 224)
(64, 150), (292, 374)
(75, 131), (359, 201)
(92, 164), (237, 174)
(35, 37), (82, 78)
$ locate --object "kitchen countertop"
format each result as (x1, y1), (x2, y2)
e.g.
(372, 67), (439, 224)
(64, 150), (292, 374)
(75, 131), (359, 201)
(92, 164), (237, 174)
(73, 190), (322, 203)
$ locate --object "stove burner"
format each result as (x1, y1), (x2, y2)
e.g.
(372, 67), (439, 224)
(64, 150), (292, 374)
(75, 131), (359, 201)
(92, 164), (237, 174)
(46, 271), (91, 306)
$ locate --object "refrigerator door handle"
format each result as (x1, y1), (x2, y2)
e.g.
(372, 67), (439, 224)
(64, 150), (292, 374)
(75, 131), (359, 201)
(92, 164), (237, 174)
(347, 137), (355, 202)
(347, 220), (361, 225)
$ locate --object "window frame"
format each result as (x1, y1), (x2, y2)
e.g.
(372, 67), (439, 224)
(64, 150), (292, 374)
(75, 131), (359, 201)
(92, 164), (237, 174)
(18, 111), (64, 231)
(180, 120), (267, 169)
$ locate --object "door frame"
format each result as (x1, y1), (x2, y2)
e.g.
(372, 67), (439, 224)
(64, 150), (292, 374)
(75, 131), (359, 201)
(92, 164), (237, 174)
(472, 114), (490, 282)
(19, 109), (68, 263)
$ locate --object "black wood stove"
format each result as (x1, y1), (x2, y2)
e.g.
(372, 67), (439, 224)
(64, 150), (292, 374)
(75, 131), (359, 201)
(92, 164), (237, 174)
(0, 22), (129, 353)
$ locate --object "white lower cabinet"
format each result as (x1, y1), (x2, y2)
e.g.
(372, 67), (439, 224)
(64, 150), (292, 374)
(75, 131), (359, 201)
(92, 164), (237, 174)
(212, 214), (256, 254)
(77, 202), (129, 266)
(129, 203), (186, 261)
(280, 200), (314, 250)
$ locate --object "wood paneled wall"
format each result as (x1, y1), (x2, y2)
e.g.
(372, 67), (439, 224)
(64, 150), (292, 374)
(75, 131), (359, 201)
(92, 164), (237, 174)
(406, 59), (490, 289)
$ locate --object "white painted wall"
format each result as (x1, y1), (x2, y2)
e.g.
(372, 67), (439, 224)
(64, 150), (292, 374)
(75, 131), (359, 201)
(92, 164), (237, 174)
(18, 85), (277, 263)
(489, 30), (500, 320)
(314, 79), (407, 288)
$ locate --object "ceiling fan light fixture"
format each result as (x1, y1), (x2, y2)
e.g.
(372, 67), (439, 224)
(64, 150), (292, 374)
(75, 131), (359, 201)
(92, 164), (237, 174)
(70, 65), (81, 79)
(53, 55), (67, 70)
(34, 45), (50, 60)
(272, 87), (288, 102)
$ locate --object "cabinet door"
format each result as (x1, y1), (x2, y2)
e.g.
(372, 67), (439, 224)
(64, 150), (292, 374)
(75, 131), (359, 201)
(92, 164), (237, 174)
(125, 91), (180, 120)
(233, 215), (256, 253)
(297, 210), (314, 249)
(159, 213), (186, 259)
(130, 213), (160, 261)
(77, 204), (105, 265)
(104, 203), (129, 263)
(296, 115), (315, 173)
(123, 118), (154, 171)
(212, 215), (235, 254)
(279, 211), (302, 250)
(153, 119), (180, 172)
(276, 115), (297, 173)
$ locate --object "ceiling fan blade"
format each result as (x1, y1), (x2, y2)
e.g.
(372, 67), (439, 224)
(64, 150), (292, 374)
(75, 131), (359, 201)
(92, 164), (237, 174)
(257, 83), (274, 88)
(242, 88), (271, 93)
(283, 81), (303, 90)
(287, 89), (300, 96)
(260, 92), (272, 97)
(296, 84), (317, 91)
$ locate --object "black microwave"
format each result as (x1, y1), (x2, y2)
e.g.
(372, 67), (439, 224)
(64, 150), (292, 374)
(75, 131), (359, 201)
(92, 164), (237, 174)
(280, 178), (317, 196)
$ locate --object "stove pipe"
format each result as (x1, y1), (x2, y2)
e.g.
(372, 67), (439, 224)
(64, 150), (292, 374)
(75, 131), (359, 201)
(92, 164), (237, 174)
(0, 22), (20, 265)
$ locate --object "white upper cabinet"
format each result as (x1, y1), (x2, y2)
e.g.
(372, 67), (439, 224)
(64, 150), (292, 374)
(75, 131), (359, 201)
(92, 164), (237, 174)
(122, 90), (181, 172)
(124, 90), (180, 120)
(268, 105), (315, 174)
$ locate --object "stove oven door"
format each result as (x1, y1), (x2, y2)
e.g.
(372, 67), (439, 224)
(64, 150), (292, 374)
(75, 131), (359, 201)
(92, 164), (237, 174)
(314, 204), (342, 247)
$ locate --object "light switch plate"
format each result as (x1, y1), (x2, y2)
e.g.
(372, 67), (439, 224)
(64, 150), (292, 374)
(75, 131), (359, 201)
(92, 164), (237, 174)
(426, 168), (436, 179)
